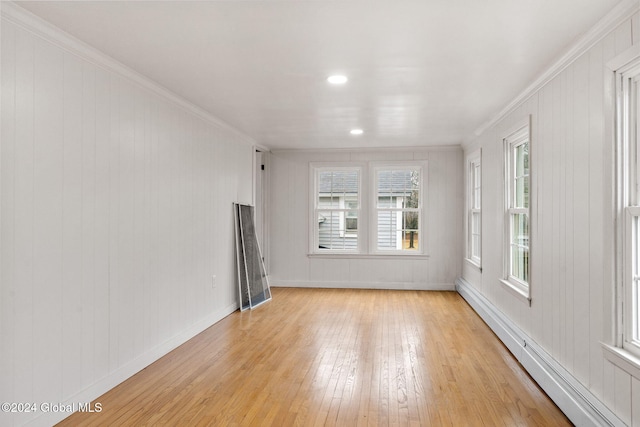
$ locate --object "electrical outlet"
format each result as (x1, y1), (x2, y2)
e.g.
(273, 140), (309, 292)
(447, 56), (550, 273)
(212, 275), (217, 289)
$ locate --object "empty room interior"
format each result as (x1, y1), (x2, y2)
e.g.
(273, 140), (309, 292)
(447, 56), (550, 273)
(3, 0), (640, 425)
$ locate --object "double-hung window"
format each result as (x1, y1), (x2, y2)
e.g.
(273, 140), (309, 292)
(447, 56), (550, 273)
(503, 122), (530, 298)
(616, 57), (640, 357)
(467, 151), (482, 266)
(374, 166), (422, 252)
(313, 167), (361, 252)
(311, 162), (425, 255)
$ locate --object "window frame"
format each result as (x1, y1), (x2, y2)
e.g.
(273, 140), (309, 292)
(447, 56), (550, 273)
(309, 161), (427, 257)
(616, 56), (640, 358)
(370, 162), (426, 255)
(501, 119), (531, 301)
(466, 149), (482, 268)
(311, 165), (363, 254)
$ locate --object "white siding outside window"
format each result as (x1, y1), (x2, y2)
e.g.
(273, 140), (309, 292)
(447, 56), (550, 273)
(313, 167), (361, 253)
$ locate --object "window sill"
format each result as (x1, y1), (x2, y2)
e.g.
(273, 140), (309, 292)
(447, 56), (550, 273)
(499, 279), (531, 304)
(308, 253), (430, 260)
(602, 343), (640, 379)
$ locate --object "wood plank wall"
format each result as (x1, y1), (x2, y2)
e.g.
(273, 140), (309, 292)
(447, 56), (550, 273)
(268, 148), (462, 290)
(0, 17), (254, 426)
(462, 13), (640, 426)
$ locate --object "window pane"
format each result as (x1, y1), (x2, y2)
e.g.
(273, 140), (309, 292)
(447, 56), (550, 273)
(345, 211), (358, 232)
(403, 212), (419, 250)
(511, 245), (529, 283)
(473, 211), (480, 230)
(472, 233), (480, 258)
(403, 211), (419, 231)
(513, 141), (529, 209)
(515, 176), (529, 208)
(472, 212), (480, 234)
(377, 211), (421, 250)
(406, 170), (420, 208)
(377, 170), (393, 207)
(469, 158), (481, 262)
(471, 211), (481, 260)
(511, 213), (529, 247)
(377, 169), (419, 207)
(377, 211), (396, 249)
(378, 196), (395, 208)
(515, 141), (529, 178)
(318, 196), (339, 208)
(318, 211), (339, 249)
(318, 210), (358, 250)
(472, 162), (481, 209)
(375, 167), (422, 252)
(316, 169), (359, 251)
(510, 211), (529, 283)
(318, 170), (358, 204)
(403, 230), (419, 250)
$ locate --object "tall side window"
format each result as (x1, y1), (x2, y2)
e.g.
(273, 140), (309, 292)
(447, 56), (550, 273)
(313, 167), (361, 252)
(467, 151), (482, 267)
(502, 123), (530, 298)
(374, 166), (422, 253)
(617, 59), (640, 356)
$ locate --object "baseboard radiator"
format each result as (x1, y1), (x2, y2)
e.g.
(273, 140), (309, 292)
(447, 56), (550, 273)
(455, 277), (625, 427)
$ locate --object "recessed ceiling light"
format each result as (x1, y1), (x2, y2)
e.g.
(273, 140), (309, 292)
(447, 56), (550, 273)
(350, 129), (364, 135)
(327, 75), (348, 84)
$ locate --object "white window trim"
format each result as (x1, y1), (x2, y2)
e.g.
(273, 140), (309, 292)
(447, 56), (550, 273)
(501, 118), (532, 303)
(309, 161), (427, 257)
(613, 49), (640, 359)
(466, 149), (482, 269)
(370, 161), (427, 255)
(309, 163), (364, 254)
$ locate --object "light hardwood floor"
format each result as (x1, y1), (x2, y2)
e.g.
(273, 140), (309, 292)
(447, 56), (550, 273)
(57, 288), (571, 426)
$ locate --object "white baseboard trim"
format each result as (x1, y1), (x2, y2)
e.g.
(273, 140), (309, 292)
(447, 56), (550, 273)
(26, 302), (239, 427)
(271, 280), (456, 291)
(455, 277), (625, 427)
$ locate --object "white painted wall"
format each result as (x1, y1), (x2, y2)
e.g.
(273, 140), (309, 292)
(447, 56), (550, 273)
(268, 148), (463, 290)
(0, 12), (253, 427)
(462, 10), (640, 427)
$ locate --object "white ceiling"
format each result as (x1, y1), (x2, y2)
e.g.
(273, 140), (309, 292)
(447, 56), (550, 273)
(16, 0), (621, 150)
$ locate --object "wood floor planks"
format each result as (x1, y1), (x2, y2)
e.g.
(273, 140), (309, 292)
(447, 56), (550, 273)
(56, 288), (571, 426)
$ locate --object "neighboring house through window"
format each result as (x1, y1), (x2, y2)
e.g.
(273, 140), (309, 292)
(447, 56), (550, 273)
(315, 168), (361, 251)
(311, 162), (426, 255)
(374, 166), (421, 252)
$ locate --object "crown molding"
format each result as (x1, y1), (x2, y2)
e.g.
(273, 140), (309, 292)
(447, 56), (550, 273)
(466, 0), (640, 147)
(271, 144), (462, 155)
(1, 1), (256, 147)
